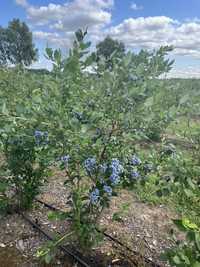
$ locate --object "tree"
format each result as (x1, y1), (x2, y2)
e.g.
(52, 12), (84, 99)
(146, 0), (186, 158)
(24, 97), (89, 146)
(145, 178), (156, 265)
(0, 19), (38, 66)
(0, 27), (10, 65)
(95, 36), (125, 69)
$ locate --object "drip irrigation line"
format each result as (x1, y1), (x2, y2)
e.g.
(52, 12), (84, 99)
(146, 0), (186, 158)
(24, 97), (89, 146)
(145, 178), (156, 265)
(19, 211), (91, 267)
(99, 230), (161, 267)
(35, 198), (59, 211)
(35, 198), (162, 267)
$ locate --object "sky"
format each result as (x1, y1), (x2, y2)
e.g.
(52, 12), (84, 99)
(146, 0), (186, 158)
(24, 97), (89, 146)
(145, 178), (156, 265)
(1, 0), (200, 78)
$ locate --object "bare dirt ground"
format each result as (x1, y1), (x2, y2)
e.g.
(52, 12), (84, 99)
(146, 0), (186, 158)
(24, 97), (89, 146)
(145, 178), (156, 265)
(0, 171), (180, 267)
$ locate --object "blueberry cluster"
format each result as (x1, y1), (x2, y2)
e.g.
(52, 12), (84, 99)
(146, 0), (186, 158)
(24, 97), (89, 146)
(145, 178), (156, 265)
(90, 184), (113, 205)
(60, 155), (70, 164)
(34, 130), (48, 145)
(90, 188), (100, 204)
(103, 185), (112, 196)
(131, 155), (141, 166)
(110, 158), (123, 185)
(131, 169), (140, 179)
(84, 157), (96, 173)
(88, 158), (123, 205)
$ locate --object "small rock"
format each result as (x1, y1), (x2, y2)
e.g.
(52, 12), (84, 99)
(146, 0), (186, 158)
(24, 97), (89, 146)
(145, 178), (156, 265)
(0, 243), (6, 248)
(16, 239), (25, 252)
(152, 240), (157, 246)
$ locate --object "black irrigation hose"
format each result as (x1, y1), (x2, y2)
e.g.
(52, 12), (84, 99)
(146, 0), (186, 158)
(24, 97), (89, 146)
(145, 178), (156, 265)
(36, 198), (59, 211)
(35, 198), (162, 267)
(95, 229), (160, 267)
(19, 211), (91, 267)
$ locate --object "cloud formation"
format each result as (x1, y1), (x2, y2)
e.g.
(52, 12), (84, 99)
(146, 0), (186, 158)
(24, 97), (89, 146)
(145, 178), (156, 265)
(33, 31), (74, 48)
(107, 17), (200, 59)
(15, 0), (200, 77)
(130, 2), (143, 11)
(15, 0), (29, 7)
(16, 0), (113, 49)
(21, 0), (113, 29)
(168, 66), (200, 79)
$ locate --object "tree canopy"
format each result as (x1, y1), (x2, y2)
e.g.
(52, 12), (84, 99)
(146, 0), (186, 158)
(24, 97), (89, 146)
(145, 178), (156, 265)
(96, 36), (125, 60)
(95, 36), (125, 69)
(0, 19), (38, 66)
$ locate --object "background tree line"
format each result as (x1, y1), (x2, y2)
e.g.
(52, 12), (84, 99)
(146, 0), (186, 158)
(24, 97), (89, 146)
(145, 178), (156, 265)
(0, 19), (38, 66)
(0, 18), (174, 76)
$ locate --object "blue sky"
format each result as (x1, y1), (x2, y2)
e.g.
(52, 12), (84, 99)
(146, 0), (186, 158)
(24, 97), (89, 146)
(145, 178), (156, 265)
(1, 0), (200, 77)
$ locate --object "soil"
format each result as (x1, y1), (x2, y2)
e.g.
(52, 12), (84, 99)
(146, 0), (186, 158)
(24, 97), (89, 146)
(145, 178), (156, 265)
(0, 171), (180, 267)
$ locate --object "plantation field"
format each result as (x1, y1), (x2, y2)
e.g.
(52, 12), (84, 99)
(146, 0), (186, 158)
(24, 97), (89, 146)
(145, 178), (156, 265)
(0, 32), (200, 267)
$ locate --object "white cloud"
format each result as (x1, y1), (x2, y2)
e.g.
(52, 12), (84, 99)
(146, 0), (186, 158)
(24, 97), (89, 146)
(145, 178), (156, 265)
(15, 0), (29, 7)
(167, 66), (200, 79)
(130, 2), (143, 11)
(18, 0), (113, 48)
(33, 31), (74, 48)
(106, 16), (200, 59)
(106, 16), (175, 49)
(25, 0), (113, 30)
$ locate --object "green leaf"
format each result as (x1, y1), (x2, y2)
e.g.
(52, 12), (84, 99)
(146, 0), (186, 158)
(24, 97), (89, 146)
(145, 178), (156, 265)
(16, 104), (25, 115)
(187, 178), (196, 190)
(173, 219), (187, 232)
(182, 218), (198, 231)
(179, 94), (190, 105)
(184, 188), (194, 198)
(0, 181), (8, 192)
(45, 47), (53, 59)
(81, 125), (88, 134)
(144, 97), (154, 107)
(173, 255), (181, 264)
(179, 253), (190, 265)
(80, 42), (91, 50)
(195, 232), (200, 251)
(2, 102), (8, 115)
(54, 49), (62, 64)
(44, 253), (52, 264)
(192, 262), (200, 267)
(48, 211), (71, 221)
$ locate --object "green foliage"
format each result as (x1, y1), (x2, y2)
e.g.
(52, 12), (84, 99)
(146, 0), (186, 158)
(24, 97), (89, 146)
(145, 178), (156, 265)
(0, 177), (10, 215)
(0, 19), (38, 66)
(189, 126), (200, 164)
(162, 218), (200, 267)
(36, 231), (74, 264)
(134, 143), (200, 226)
(157, 147), (200, 212)
(1, 27), (193, 263)
(40, 30), (176, 255)
(1, 129), (50, 210)
(0, 27), (9, 66)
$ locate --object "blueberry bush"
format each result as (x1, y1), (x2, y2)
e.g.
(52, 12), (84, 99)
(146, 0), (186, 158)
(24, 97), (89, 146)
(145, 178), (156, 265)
(0, 29), (199, 265)
(162, 218), (200, 267)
